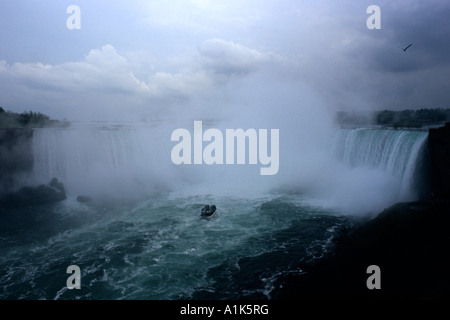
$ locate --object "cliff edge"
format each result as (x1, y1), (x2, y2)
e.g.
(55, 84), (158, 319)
(429, 122), (450, 199)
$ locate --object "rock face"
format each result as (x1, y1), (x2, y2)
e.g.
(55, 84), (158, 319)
(0, 178), (66, 208)
(0, 128), (34, 193)
(428, 122), (450, 199)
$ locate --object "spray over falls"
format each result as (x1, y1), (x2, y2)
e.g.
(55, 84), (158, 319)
(28, 123), (428, 215)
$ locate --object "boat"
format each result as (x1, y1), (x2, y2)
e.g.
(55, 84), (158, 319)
(201, 205), (216, 217)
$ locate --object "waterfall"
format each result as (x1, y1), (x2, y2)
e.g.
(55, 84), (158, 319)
(29, 123), (175, 198)
(330, 128), (428, 209)
(28, 123), (429, 214)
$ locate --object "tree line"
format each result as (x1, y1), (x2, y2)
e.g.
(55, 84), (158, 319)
(0, 107), (69, 128)
(336, 108), (450, 128)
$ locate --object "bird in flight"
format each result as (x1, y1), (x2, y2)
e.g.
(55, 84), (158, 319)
(401, 43), (413, 52)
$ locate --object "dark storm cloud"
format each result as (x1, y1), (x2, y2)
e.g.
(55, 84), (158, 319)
(317, 0), (450, 111)
(366, 1), (450, 73)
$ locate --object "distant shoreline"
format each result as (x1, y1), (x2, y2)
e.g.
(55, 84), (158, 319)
(0, 107), (70, 129)
(336, 108), (450, 129)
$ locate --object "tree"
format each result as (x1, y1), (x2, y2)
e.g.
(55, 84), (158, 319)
(376, 110), (395, 125)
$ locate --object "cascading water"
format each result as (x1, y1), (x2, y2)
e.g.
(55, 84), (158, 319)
(28, 124), (428, 213)
(324, 128), (428, 214)
(29, 122), (280, 199)
(333, 129), (426, 175)
(29, 123), (176, 198)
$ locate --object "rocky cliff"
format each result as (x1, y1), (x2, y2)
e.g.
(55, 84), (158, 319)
(429, 122), (450, 199)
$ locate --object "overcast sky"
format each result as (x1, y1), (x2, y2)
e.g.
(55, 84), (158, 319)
(0, 0), (449, 121)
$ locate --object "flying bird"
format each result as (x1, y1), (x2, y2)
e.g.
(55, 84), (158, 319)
(400, 43), (413, 52)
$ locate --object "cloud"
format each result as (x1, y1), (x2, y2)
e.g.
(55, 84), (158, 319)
(137, 0), (267, 35)
(1, 1), (449, 121)
(0, 45), (198, 119)
(271, 0), (450, 112)
(198, 38), (283, 77)
(363, 0), (450, 73)
(0, 40), (287, 121)
(1, 45), (142, 94)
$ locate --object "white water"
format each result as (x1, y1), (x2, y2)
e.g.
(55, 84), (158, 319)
(321, 128), (428, 215)
(333, 129), (427, 197)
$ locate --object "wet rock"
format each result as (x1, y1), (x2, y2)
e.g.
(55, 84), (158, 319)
(0, 178), (66, 208)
